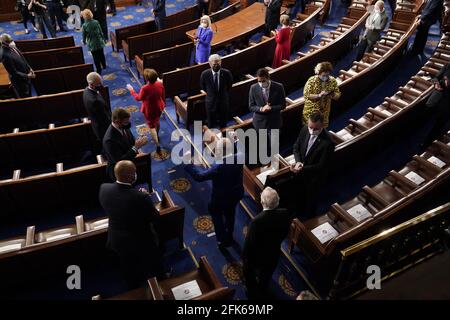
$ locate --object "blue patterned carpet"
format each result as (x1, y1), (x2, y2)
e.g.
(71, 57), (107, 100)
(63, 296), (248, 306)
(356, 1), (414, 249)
(1, 0), (448, 300)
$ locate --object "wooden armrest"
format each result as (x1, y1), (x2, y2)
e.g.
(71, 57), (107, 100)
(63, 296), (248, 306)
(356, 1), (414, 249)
(25, 226), (35, 246)
(367, 107), (389, 119)
(56, 163), (64, 173)
(412, 155), (441, 173)
(96, 155), (104, 164)
(233, 116), (244, 124)
(349, 119), (369, 131)
(389, 170), (417, 190)
(339, 70), (354, 79)
(161, 190), (175, 208)
(75, 215), (85, 234)
(330, 203), (357, 226)
(199, 256), (222, 288)
(362, 186), (389, 207)
(147, 277), (164, 300)
(13, 170), (21, 181)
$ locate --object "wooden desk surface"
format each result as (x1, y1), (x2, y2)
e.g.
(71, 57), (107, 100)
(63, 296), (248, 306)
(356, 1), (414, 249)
(0, 63), (11, 90)
(186, 2), (266, 49)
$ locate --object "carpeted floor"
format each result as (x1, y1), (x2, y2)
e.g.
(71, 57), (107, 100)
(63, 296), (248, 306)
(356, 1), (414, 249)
(0, 0), (448, 300)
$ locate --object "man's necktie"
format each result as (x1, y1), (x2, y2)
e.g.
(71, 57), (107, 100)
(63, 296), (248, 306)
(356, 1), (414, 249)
(262, 88), (268, 103)
(305, 134), (317, 156)
(214, 72), (219, 92)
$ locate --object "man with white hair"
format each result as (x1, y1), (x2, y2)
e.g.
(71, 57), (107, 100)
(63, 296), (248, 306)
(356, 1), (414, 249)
(200, 54), (233, 128)
(0, 33), (35, 98)
(355, 0), (389, 61)
(242, 186), (292, 299)
(83, 72), (111, 147)
(185, 137), (243, 249)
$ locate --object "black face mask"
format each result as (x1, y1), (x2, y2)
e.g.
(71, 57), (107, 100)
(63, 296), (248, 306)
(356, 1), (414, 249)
(120, 123), (131, 130)
(212, 65), (221, 72)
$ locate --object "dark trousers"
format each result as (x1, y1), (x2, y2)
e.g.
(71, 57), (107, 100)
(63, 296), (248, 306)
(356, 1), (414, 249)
(92, 48), (107, 74)
(198, 1), (209, 17)
(11, 78), (32, 98)
(243, 261), (276, 300)
(289, 0), (306, 20)
(424, 96), (450, 146)
(36, 14), (56, 38)
(206, 102), (229, 128)
(47, 2), (66, 31)
(94, 12), (108, 39)
(209, 201), (238, 243)
(19, 6), (36, 30)
(355, 37), (369, 62)
(155, 15), (165, 30)
(410, 22), (432, 54)
(107, 0), (116, 12)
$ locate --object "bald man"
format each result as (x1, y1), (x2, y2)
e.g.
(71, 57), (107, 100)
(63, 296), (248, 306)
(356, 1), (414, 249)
(99, 160), (163, 289)
(83, 72), (111, 146)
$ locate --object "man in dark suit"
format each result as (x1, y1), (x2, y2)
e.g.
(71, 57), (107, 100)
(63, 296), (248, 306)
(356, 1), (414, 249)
(152, 0), (166, 30)
(409, 0), (443, 55)
(291, 112), (334, 218)
(83, 72), (111, 149)
(99, 160), (163, 289)
(264, 0), (281, 36)
(197, 0), (209, 17)
(102, 108), (148, 181)
(243, 186), (292, 300)
(249, 68), (285, 157)
(0, 33), (35, 98)
(185, 137), (244, 248)
(106, 0), (116, 15)
(200, 54), (233, 128)
(83, 0), (108, 40)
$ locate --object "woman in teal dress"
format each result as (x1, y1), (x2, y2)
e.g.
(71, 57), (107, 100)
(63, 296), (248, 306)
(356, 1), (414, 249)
(81, 9), (107, 74)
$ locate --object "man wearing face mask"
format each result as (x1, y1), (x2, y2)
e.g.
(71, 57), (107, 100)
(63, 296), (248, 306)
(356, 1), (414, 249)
(291, 112), (334, 219)
(0, 33), (35, 98)
(249, 68), (286, 155)
(355, 1), (389, 62)
(200, 54), (233, 128)
(83, 72), (111, 151)
(103, 108), (149, 181)
(99, 160), (164, 289)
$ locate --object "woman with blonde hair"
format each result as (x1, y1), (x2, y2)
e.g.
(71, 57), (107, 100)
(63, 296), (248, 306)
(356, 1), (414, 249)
(302, 62), (341, 127)
(126, 69), (165, 154)
(81, 9), (107, 74)
(272, 14), (291, 68)
(194, 15), (214, 64)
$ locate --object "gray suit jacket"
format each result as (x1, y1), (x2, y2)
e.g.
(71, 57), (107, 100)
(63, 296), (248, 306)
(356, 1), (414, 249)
(364, 6), (389, 43)
(249, 80), (286, 130)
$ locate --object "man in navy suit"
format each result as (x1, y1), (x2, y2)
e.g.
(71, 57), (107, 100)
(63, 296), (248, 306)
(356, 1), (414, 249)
(152, 0), (166, 30)
(185, 137), (244, 249)
(0, 33), (35, 98)
(409, 0), (443, 54)
(264, 0), (282, 36)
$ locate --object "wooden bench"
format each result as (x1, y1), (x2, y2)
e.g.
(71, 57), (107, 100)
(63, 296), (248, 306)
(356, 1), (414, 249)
(32, 64), (94, 95)
(15, 36), (75, 53)
(23, 46), (85, 71)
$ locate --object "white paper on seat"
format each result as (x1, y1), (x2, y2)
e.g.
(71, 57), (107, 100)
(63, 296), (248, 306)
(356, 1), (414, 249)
(340, 131), (354, 141)
(381, 109), (392, 116)
(0, 243), (22, 254)
(347, 204), (372, 222)
(46, 233), (72, 242)
(427, 156), (446, 168)
(171, 280), (202, 300)
(311, 222), (339, 244)
(285, 155), (296, 165)
(256, 167), (276, 185)
(405, 171), (425, 185)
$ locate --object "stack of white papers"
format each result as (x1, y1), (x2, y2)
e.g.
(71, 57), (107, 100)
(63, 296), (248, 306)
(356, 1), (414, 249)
(311, 222), (339, 244)
(427, 156), (446, 168)
(347, 204), (372, 222)
(285, 155), (296, 165)
(381, 109), (393, 116)
(405, 171), (425, 185)
(0, 243), (22, 254)
(46, 233), (72, 242)
(171, 280), (202, 300)
(339, 131), (354, 141)
(256, 167), (276, 185)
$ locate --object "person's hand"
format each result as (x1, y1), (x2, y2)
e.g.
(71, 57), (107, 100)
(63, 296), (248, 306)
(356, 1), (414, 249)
(27, 71), (36, 79)
(261, 104), (271, 112)
(271, 30), (277, 36)
(291, 162), (303, 173)
(152, 9), (155, 15)
(126, 84), (134, 92)
(139, 187), (149, 194)
(434, 82), (443, 91)
(135, 135), (148, 149)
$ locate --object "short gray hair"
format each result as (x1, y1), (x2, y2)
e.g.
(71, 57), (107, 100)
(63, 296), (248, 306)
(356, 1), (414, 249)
(86, 72), (102, 85)
(260, 187), (279, 210)
(208, 54), (221, 63)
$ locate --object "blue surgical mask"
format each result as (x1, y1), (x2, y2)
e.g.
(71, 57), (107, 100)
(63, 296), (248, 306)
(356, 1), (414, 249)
(319, 75), (329, 82)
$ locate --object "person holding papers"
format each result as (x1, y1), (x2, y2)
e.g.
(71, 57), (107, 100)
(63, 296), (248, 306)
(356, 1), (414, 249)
(291, 112), (335, 219)
(99, 160), (164, 289)
(184, 137), (244, 250)
(243, 187), (292, 300)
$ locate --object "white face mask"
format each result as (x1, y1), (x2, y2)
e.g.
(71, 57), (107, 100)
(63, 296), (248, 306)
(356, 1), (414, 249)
(201, 22), (208, 28)
(308, 127), (322, 136)
(259, 81), (270, 89)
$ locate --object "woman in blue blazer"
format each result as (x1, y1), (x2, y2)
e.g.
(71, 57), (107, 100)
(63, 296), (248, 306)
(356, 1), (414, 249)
(195, 15), (214, 64)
